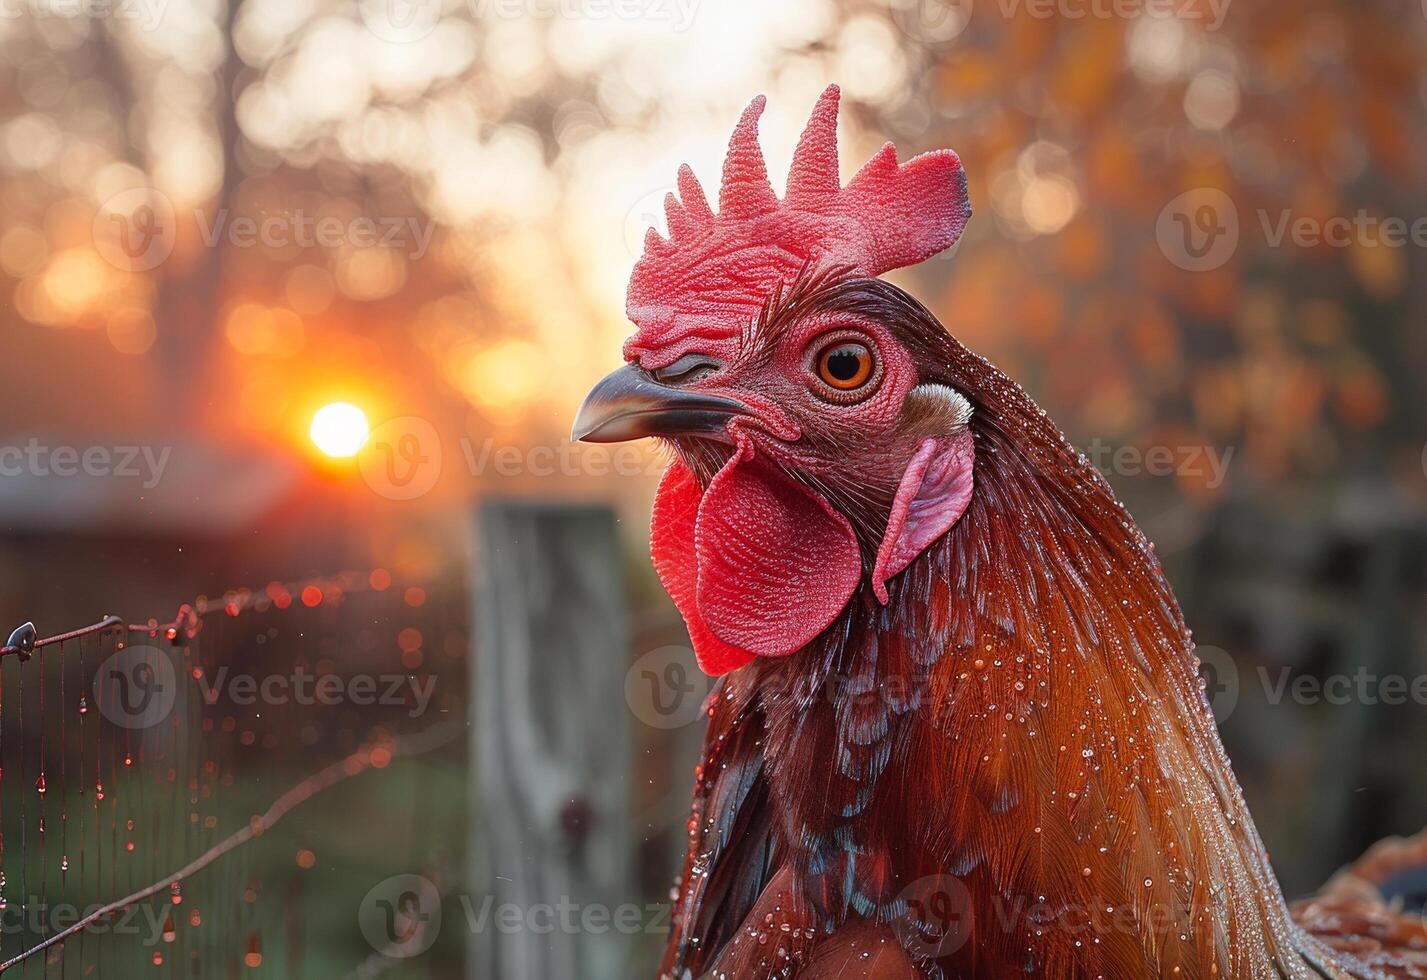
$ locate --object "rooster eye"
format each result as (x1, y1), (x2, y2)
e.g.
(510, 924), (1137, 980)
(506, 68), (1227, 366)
(814, 341), (875, 393)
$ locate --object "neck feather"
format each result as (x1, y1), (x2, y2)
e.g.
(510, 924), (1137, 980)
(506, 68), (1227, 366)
(750, 349), (1333, 977)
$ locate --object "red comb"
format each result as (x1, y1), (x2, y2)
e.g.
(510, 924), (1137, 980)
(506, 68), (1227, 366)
(624, 85), (971, 366)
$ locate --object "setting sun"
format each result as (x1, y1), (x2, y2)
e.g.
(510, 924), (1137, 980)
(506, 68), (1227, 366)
(309, 402), (369, 458)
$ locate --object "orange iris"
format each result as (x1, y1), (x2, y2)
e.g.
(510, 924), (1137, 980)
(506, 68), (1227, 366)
(816, 342), (874, 390)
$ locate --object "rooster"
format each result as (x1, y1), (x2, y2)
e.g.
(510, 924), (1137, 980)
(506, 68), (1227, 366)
(572, 86), (1427, 979)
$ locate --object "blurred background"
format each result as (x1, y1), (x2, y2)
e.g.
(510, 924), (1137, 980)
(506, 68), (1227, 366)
(0, 0), (1425, 975)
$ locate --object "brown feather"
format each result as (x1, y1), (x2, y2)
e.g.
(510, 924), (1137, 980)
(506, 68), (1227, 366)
(657, 278), (1422, 979)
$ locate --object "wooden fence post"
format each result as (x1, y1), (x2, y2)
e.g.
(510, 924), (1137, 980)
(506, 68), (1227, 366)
(469, 502), (634, 980)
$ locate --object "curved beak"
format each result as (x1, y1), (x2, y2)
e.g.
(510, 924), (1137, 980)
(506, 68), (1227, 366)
(571, 363), (746, 444)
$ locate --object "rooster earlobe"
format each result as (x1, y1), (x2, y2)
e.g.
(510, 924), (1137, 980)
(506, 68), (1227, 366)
(872, 387), (977, 604)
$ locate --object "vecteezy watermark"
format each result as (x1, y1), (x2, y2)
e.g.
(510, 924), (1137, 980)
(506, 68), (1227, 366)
(887, 0), (973, 44)
(980, 892), (1204, 946)
(457, 894), (671, 937)
(993, 0), (1230, 29)
(625, 645), (709, 729)
(195, 668), (438, 719)
(911, 886), (1211, 952)
(93, 188), (178, 273)
(1194, 646), (1427, 720)
(1257, 210), (1427, 250)
(357, 876), (673, 958)
(93, 187), (435, 273)
(0, 898), (175, 943)
(1194, 645), (1240, 723)
(1082, 439), (1235, 490)
(358, 418), (667, 501)
(359, 0), (700, 43)
(194, 211), (435, 260)
(1159, 190), (1427, 272)
(894, 875), (973, 958)
(359, 417), (444, 501)
(462, 439), (663, 480)
(94, 645), (179, 730)
(96, 653), (436, 730)
(624, 188), (674, 260)
(358, 0), (445, 42)
(0, 441), (171, 489)
(1156, 188), (1240, 272)
(1259, 667), (1427, 708)
(0, 0), (169, 31)
(473, 0), (699, 29)
(359, 875), (443, 958)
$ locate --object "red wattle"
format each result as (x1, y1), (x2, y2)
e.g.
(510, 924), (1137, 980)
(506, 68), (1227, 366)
(650, 442), (863, 675)
(651, 462), (756, 676)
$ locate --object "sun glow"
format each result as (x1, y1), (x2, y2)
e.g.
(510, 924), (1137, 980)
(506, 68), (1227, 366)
(309, 402), (370, 458)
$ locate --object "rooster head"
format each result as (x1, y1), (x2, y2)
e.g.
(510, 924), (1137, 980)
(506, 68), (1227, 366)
(573, 86), (974, 675)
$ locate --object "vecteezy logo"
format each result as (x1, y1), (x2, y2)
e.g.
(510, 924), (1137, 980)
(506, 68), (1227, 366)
(93, 188), (177, 273)
(358, 0), (444, 43)
(1156, 188), (1239, 272)
(93, 644), (178, 730)
(893, 874), (973, 958)
(359, 417), (443, 500)
(358, 875), (442, 957)
(1194, 644), (1240, 723)
(624, 187), (676, 260)
(888, 0), (973, 44)
(624, 645), (709, 730)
